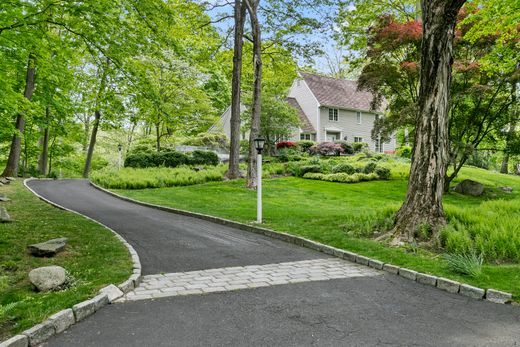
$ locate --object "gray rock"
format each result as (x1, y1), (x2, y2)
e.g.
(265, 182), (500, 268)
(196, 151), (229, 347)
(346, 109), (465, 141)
(28, 266), (67, 292)
(0, 207), (12, 223)
(93, 293), (109, 310)
(436, 277), (460, 293)
(5, 177), (15, 181)
(499, 186), (513, 193)
(398, 268), (417, 281)
(382, 264), (399, 274)
(486, 289), (513, 304)
(48, 309), (75, 334)
(355, 255), (370, 266)
(416, 273), (437, 287)
(118, 279), (135, 293)
(453, 179), (484, 197)
(22, 320), (55, 346)
(0, 178), (10, 185)
(99, 285), (124, 303)
(368, 259), (384, 270)
(340, 251), (358, 263)
(459, 284), (485, 300)
(72, 299), (96, 322)
(0, 335), (28, 347)
(0, 194), (11, 202)
(27, 238), (67, 257)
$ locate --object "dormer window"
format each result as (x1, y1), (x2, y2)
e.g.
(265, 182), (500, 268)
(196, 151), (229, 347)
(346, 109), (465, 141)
(328, 108), (339, 122)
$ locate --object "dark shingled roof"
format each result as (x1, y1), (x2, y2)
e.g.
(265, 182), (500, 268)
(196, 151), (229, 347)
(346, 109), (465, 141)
(300, 72), (384, 113)
(286, 97), (315, 133)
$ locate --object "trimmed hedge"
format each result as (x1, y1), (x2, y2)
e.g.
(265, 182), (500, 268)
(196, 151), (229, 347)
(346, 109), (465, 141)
(332, 163), (356, 174)
(303, 172), (379, 183)
(190, 150), (219, 166)
(125, 150), (219, 168)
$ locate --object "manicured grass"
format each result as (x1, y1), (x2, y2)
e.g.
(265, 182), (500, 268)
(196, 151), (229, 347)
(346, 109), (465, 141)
(114, 165), (520, 300)
(0, 181), (132, 339)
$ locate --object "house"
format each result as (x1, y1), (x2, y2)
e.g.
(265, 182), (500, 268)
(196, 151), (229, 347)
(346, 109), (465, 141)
(210, 72), (397, 153)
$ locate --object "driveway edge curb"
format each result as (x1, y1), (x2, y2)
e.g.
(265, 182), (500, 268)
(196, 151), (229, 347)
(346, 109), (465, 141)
(89, 181), (514, 307)
(0, 179), (143, 347)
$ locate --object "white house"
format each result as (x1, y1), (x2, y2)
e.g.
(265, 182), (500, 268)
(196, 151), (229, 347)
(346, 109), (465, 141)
(210, 72), (397, 153)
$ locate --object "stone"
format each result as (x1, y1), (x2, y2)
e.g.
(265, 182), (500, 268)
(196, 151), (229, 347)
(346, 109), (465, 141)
(340, 251), (358, 262)
(499, 186), (513, 193)
(22, 320), (55, 346)
(368, 259), (384, 270)
(118, 279), (135, 293)
(72, 299), (96, 322)
(99, 284), (124, 303)
(459, 284), (485, 300)
(5, 177), (15, 181)
(0, 178), (10, 185)
(0, 194), (11, 202)
(0, 208), (12, 223)
(416, 273), (437, 287)
(382, 264), (399, 274)
(453, 179), (484, 197)
(27, 238), (67, 257)
(28, 266), (67, 292)
(486, 289), (513, 304)
(0, 335), (28, 347)
(48, 309), (75, 334)
(355, 255), (370, 266)
(398, 268), (417, 281)
(436, 277), (460, 293)
(92, 293), (109, 311)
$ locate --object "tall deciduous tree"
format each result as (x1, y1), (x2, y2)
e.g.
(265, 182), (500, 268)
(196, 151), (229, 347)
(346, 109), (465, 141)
(393, 0), (467, 241)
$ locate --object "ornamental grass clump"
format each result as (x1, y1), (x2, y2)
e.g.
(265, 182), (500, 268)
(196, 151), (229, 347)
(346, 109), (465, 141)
(443, 251), (483, 277)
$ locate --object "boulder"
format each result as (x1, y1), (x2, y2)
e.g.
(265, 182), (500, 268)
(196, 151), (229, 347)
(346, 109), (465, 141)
(0, 178), (10, 185)
(0, 207), (12, 223)
(453, 179), (484, 197)
(5, 177), (16, 181)
(29, 266), (67, 292)
(0, 194), (10, 202)
(499, 186), (513, 193)
(27, 238), (68, 257)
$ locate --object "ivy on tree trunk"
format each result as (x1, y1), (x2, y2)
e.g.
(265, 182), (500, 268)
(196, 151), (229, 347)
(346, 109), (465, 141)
(393, 0), (467, 242)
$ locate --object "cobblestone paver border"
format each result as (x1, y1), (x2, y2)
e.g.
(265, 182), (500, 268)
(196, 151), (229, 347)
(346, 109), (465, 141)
(118, 258), (379, 302)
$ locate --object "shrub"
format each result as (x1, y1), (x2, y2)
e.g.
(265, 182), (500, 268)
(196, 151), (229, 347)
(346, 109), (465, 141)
(183, 132), (229, 149)
(124, 153), (153, 168)
(332, 163), (356, 174)
(276, 141), (298, 150)
(303, 172), (378, 183)
(363, 162), (377, 174)
(352, 142), (369, 153)
(397, 146), (412, 158)
(375, 167), (391, 180)
(297, 140), (316, 153)
(443, 251), (483, 277)
(298, 165), (321, 177)
(277, 147), (303, 162)
(303, 172), (325, 180)
(190, 150), (219, 166)
(334, 141), (355, 155)
(309, 142), (344, 156)
(157, 150), (189, 167)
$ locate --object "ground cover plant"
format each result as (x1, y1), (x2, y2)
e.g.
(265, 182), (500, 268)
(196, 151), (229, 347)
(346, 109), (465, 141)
(0, 182), (132, 339)
(113, 163), (520, 300)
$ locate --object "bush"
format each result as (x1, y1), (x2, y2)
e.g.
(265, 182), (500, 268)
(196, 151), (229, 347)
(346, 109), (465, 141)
(443, 251), (483, 277)
(303, 172), (325, 180)
(352, 142), (369, 153)
(334, 141), (355, 155)
(396, 146), (412, 158)
(298, 165), (321, 177)
(332, 163), (356, 174)
(183, 132), (229, 149)
(297, 140), (316, 153)
(277, 147), (303, 162)
(124, 153), (153, 168)
(157, 150), (189, 167)
(190, 150), (219, 166)
(309, 142), (344, 156)
(302, 172), (378, 183)
(276, 141), (298, 150)
(375, 167), (391, 180)
(363, 162), (377, 174)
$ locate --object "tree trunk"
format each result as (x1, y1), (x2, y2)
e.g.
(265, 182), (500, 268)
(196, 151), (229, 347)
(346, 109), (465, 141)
(393, 0), (466, 242)
(2, 54), (36, 177)
(226, 0), (247, 179)
(501, 83), (517, 174)
(246, 0), (262, 188)
(156, 123), (161, 152)
(38, 106), (51, 176)
(83, 118), (90, 153)
(82, 110), (101, 178)
(500, 153), (509, 174)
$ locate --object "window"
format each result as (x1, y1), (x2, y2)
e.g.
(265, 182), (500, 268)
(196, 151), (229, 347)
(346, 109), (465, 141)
(328, 108), (339, 122)
(354, 137), (363, 143)
(356, 112), (362, 124)
(300, 133), (312, 141)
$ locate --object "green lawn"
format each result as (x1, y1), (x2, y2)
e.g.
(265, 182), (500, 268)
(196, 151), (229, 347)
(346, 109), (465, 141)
(114, 165), (520, 300)
(0, 181), (132, 339)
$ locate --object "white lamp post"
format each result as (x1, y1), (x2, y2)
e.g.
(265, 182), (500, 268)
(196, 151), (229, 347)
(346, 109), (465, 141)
(117, 144), (123, 170)
(254, 137), (266, 224)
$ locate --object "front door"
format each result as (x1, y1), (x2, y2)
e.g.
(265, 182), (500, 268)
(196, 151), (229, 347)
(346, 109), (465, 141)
(326, 132), (340, 142)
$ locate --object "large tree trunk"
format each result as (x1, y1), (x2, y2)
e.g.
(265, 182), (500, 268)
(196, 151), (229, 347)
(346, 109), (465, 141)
(226, 0), (247, 179)
(38, 106), (51, 176)
(393, 0), (466, 242)
(2, 54), (36, 177)
(501, 83), (517, 174)
(82, 110), (101, 178)
(245, 0), (262, 188)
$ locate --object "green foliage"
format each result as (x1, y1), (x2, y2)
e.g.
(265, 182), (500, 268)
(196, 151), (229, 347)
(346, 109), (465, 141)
(297, 141), (316, 153)
(443, 252), (483, 277)
(189, 151), (219, 166)
(363, 162), (377, 174)
(332, 163), (356, 175)
(375, 167), (391, 180)
(183, 133), (229, 149)
(91, 166), (227, 189)
(396, 146), (412, 158)
(352, 142), (369, 153)
(124, 150), (219, 169)
(304, 172), (379, 183)
(334, 141), (355, 154)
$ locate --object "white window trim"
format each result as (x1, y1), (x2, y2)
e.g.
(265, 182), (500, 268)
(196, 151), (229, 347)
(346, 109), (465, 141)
(356, 111), (362, 125)
(328, 108), (339, 122)
(354, 136), (363, 143)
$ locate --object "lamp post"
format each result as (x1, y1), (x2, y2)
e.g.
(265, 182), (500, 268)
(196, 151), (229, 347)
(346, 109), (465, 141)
(117, 144), (123, 170)
(254, 137), (266, 224)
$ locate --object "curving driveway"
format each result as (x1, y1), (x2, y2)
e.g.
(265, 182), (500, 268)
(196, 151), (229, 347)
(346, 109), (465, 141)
(27, 179), (520, 347)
